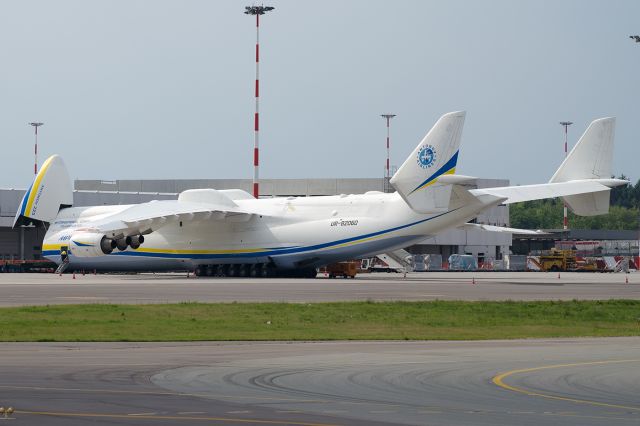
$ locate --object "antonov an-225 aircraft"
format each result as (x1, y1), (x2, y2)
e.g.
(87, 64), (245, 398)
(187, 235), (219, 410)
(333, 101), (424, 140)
(14, 112), (626, 277)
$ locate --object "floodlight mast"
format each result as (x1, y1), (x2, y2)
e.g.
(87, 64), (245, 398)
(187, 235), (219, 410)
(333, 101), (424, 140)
(559, 121), (573, 231)
(634, 38), (640, 269)
(381, 114), (396, 192)
(245, 5), (275, 199)
(29, 122), (44, 175)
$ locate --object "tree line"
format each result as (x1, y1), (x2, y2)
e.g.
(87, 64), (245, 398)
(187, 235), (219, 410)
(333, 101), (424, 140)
(509, 176), (640, 230)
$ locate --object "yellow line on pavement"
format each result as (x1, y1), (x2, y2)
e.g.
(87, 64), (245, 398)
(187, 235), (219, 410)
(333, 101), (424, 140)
(492, 359), (640, 411)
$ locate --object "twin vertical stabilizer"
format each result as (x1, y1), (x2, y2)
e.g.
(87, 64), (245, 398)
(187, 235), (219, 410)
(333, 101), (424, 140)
(390, 111), (465, 213)
(549, 117), (616, 216)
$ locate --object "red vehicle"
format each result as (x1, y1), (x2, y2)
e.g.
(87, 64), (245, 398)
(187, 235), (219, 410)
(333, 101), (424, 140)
(325, 261), (358, 279)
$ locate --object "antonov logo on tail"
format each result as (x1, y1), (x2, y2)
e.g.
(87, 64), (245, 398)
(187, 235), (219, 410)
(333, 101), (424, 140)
(417, 145), (436, 168)
(13, 111), (627, 278)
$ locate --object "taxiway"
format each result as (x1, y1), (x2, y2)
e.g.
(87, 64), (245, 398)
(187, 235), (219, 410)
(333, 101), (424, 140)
(0, 271), (637, 306)
(0, 338), (638, 425)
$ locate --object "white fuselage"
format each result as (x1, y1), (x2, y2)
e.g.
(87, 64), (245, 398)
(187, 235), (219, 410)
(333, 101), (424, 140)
(42, 191), (498, 271)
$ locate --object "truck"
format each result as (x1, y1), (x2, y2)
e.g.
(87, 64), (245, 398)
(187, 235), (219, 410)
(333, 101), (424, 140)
(531, 249), (598, 272)
(325, 261), (358, 278)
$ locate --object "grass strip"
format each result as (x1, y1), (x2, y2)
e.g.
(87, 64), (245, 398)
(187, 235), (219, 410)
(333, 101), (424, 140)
(0, 300), (639, 342)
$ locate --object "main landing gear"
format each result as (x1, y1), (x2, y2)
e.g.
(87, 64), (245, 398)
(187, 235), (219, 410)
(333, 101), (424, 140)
(193, 263), (317, 278)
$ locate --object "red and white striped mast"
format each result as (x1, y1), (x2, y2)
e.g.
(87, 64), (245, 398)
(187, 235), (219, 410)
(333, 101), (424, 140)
(381, 114), (396, 192)
(245, 5), (274, 199)
(559, 121), (573, 231)
(29, 122), (44, 175)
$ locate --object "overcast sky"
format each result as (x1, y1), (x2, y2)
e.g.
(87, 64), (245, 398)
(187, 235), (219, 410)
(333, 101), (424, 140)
(2, 0), (639, 188)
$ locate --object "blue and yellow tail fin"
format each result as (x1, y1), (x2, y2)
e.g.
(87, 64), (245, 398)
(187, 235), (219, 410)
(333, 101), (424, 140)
(390, 111), (465, 213)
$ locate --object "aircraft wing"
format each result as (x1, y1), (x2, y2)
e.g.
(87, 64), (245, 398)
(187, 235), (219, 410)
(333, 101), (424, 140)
(83, 200), (254, 240)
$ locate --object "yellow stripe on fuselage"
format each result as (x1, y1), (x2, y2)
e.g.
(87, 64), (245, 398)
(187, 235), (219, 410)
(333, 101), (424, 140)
(43, 243), (277, 255)
(134, 247), (269, 255)
(44, 224), (399, 257)
(24, 156), (55, 217)
(320, 234), (386, 251)
(46, 234), (390, 257)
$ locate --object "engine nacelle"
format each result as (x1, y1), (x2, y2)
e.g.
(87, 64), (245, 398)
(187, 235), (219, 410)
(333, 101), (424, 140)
(126, 235), (145, 250)
(115, 238), (128, 251)
(70, 232), (115, 257)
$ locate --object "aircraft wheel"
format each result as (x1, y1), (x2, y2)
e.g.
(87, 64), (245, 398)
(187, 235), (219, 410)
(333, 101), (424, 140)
(249, 264), (259, 277)
(262, 264), (275, 278)
(238, 264), (248, 277)
(194, 266), (205, 277)
(215, 265), (227, 277)
(227, 264), (237, 277)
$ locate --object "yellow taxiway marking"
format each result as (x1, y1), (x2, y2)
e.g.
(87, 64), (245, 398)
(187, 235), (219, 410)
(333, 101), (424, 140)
(492, 359), (640, 411)
(16, 410), (338, 426)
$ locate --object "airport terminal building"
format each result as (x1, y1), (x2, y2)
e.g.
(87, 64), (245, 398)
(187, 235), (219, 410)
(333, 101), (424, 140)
(0, 177), (511, 263)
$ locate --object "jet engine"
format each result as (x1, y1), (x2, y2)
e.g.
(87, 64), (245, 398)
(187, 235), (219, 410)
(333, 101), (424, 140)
(126, 235), (144, 249)
(70, 232), (116, 257)
(115, 238), (128, 251)
(113, 235), (145, 251)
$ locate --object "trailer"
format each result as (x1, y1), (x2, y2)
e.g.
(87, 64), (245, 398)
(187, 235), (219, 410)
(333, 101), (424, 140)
(0, 260), (56, 273)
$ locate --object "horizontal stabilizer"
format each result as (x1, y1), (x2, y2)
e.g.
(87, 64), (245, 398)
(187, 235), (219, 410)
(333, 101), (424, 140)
(470, 179), (620, 205)
(437, 174), (477, 185)
(459, 223), (548, 235)
(470, 116), (625, 217)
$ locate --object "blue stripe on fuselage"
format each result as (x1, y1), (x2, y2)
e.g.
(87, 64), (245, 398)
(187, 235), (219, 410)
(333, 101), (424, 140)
(42, 208), (458, 260)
